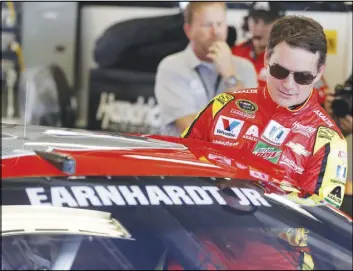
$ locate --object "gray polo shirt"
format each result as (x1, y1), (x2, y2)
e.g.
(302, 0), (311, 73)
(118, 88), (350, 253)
(154, 44), (258, 136)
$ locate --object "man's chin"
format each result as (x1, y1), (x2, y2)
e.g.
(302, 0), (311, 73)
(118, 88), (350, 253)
(273, 97), (296, 108)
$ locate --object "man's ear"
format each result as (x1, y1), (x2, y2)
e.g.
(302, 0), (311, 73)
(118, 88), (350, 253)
(184, 23), (192, 40)
(313, 64), (326, 85)
(264, 48), (270, 67)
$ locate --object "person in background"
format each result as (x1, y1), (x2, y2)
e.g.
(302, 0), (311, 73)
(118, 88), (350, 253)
(232, 2), (285, 88)
(182, 15), (348, 209)
(155, 2), (258, 137)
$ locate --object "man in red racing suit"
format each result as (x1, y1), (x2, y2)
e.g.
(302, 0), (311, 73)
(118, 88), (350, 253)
(181, 86), (347, 208)
(181, 15), (347, 208)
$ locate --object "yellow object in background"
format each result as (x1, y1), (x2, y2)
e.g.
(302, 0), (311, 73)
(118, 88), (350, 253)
(324, 30), (338, 55)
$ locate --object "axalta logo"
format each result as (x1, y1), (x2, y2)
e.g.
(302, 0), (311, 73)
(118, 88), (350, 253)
(242, 125), (259, 141)
(279, 155), (304, 174)
(214, 116), (244, 139)
(292, 121), (316, 138)
(96, 93), (161, 130)
(313, 110), (334, 128)
(326, 186), (343, 207)
(233, 89), (257, 94)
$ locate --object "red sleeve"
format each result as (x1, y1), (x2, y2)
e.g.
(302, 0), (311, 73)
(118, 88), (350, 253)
(181, 93), (235, 141)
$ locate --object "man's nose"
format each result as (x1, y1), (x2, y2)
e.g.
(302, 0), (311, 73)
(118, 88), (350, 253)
(283, 73), (297, 89)
(210, 24), (218, 36)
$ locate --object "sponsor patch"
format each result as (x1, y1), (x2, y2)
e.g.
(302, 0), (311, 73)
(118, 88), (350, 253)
(212, 140), (238, 147)
(208, 153), (231, 166)
(233, 89), (257, 94)
(317, 126), (336, 141)
(253, 141), (282, 163)
(214, 116), (244, 139)
(325, 186), (343, 207)
(212, 93), (235, 118)
(291, 121), (316, 138)
(279, 155), (304, 174)
(329, 179), (346, 185)
(242, 125), (259, 141)
(313, 109), (334, 128)
(335, 164), (347, 181)
(338, 150), (347, 159)
(249, 169), (269, 181)
(215, 93), (234, 105)
(230, 109), (256, 119)
(235, 162), (248, 170)
(261, 120), (290, 146)
(235, 99), (258, 114)
(286, 141), (310, 157)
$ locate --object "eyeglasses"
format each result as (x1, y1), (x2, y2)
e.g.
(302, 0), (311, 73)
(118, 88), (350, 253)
(268, 64), (318, 85)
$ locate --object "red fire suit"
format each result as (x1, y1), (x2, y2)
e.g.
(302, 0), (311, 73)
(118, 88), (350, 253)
(232, 40), (329, 105)
(181, 86), (347, 208)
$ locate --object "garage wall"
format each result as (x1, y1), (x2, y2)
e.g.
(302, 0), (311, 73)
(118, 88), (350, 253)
(21, 2), (78, 86)
(77, 6), (352, 127)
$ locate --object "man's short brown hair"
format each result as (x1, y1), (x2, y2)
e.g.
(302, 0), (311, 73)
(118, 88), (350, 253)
(266, 15), (327, 70)
(184, 2), (227, 24)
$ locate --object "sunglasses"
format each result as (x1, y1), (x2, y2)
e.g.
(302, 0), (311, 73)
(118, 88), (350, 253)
(268, 64), (318, 85)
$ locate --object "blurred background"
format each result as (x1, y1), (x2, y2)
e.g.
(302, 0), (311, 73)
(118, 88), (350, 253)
(1, 1), (352, 133)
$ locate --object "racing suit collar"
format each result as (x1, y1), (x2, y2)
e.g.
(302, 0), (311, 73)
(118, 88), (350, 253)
(263, 85), (317, 116)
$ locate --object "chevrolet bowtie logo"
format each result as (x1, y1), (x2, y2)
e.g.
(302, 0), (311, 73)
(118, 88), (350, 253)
(286, 141), (310, 157)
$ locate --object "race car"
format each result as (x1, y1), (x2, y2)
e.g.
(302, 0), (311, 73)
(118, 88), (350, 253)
(1, 123), (352, 270)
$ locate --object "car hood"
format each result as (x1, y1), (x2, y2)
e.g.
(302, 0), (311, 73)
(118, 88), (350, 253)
(2, 124), (285, 187)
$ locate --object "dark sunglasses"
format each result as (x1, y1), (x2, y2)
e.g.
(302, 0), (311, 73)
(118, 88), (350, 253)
(268, 64), (318, 85)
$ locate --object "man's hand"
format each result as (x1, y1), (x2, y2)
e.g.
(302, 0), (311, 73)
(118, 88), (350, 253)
(207, 41), (236, 80)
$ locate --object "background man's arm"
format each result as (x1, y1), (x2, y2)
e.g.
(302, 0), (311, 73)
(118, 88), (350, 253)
(175, 114), (197, 134)
(155, 59), (200, 136)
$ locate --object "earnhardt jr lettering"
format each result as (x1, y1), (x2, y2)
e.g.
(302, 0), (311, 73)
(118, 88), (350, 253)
(25, 185), (271, 207)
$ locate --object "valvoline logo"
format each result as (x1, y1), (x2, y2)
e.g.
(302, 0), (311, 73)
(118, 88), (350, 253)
(214, 116), (244, 139)
(222, 118), (240, 132)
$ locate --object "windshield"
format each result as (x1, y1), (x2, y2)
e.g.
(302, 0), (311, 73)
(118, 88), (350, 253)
(2, 176), (352, 270)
